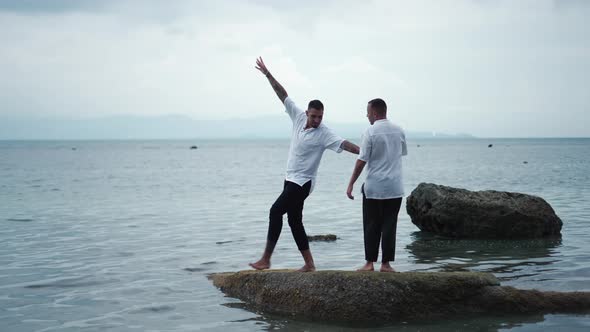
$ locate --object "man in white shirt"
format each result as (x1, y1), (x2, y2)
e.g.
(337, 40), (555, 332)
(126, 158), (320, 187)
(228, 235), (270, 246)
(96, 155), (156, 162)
(249, 57), (359, 272)
(346, 98), (408, 272)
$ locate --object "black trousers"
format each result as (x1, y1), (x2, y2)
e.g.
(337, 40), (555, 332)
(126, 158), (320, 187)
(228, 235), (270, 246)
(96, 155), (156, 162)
(267, 180), (312, 251)
(362, 190), (402, 262)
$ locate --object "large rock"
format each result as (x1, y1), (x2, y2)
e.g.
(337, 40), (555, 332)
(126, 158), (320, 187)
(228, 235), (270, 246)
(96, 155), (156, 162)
(209, 270), (590, 322)
(406, 183), (562, 238)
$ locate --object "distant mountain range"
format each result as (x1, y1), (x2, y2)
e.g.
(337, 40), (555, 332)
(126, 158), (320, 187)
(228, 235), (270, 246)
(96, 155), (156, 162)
(0, 114), (475, 140)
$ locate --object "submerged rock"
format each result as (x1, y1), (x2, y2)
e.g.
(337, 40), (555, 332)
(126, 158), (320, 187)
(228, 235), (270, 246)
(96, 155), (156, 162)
(307, 234), (337, 242)
(406, 183), (562, 238)
(209, 270), (590, 322)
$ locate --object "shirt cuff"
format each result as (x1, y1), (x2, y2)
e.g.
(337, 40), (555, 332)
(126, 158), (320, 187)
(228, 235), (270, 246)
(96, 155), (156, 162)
(335, 139), (345, 153)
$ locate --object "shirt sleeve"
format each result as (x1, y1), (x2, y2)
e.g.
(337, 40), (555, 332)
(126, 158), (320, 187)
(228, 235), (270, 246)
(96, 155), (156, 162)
(358, 129), (372, 162)
(401, 130), (408, 156)
(284, 97), (304, 122)
(324, 129), (344, 153)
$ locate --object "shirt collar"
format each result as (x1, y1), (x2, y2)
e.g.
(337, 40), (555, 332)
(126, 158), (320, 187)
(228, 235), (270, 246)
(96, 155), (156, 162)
(302, 123), (323, 132)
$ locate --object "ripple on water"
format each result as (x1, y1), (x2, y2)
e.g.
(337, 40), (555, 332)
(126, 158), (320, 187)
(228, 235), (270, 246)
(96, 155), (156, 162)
(129, 304), (176, 314)
(24, 276), (113, 289)
(6, 218), (34, 222)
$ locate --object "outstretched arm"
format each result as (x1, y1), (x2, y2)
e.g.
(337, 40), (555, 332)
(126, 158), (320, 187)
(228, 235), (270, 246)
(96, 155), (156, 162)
(255, 57), (288, 103)
(340, 140), (360, 154)
(347, 159), (366, 200)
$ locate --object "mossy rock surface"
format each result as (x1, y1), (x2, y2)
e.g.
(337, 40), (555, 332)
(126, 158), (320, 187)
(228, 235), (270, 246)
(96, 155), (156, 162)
(209, 269), (590, 321)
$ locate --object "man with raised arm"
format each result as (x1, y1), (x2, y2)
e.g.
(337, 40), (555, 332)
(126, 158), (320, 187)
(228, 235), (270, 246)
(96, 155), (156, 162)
(346, 98), (408, 273)
(249, 57), (359, 272)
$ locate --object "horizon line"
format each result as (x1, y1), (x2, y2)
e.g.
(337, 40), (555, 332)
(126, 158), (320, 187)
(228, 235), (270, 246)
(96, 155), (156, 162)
(1, 136), (590, 141)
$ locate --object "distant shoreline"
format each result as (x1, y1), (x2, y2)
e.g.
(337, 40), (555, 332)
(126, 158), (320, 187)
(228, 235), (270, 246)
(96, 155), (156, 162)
(1, 137), (589, 142)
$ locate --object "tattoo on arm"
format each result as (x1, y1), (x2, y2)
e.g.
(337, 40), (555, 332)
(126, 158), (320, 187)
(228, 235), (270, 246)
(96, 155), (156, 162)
(266, 73), (288, 103)
(341, 140), (360, 154)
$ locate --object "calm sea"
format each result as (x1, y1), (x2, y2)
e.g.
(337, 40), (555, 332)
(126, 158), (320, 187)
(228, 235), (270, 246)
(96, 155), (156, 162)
(1, 138), (589, 331)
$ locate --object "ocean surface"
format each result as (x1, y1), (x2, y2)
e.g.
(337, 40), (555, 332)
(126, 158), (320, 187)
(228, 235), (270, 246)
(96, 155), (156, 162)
(1, 138), (589, 331)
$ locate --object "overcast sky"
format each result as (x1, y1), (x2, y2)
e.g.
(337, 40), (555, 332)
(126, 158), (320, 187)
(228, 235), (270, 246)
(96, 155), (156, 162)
(1, 0), (589, 137)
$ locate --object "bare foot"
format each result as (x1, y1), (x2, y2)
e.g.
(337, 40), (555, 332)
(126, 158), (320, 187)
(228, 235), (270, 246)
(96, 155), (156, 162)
(297, 264), (316, 272)
(249, 259), (270, 270)
(380, 263), (396, 273)
(356, 262), (375, 272)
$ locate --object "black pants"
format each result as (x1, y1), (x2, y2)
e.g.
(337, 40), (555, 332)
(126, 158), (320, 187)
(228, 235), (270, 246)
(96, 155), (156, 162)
(362, 190), (402, 262)
(267, 180), (312, 251)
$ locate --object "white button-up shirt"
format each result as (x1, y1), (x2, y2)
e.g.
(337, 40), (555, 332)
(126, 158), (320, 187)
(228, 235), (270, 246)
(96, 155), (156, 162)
(284, 97), (344, 193)
(358, 119), (408, 199)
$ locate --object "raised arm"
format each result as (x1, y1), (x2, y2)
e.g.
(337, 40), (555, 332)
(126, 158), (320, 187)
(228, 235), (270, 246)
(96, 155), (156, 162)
(255, 57), (288, 103)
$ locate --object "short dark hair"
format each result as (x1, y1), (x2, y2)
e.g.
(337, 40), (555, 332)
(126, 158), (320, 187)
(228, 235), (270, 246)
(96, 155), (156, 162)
(368, 98), (387, 115)
(308, 99), (324, 111)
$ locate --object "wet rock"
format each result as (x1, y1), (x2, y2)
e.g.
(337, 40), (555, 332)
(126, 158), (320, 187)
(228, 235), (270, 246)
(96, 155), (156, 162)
(406, 183), (562, 238)
(209, 270), (590, 322)
(307, 234), (337, 242)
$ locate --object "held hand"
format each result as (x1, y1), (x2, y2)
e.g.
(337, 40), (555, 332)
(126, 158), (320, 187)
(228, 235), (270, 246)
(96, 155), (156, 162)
(255, 57), (270, 76)
(347, 184), (354, 200)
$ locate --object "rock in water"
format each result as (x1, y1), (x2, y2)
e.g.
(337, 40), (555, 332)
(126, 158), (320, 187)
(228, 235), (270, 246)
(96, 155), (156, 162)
(406, 183), (562, 238)
(209, 270), (590, 322)
(307, 234), (337, 242)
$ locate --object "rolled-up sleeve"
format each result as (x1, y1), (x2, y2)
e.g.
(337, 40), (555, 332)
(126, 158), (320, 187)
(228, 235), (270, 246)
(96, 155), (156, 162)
(324, 129), (344, 153)
(284, 97), (304, 122)
(358, 130), (372, 162)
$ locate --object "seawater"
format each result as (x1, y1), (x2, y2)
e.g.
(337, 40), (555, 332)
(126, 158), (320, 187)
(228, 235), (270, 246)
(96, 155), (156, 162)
(1, 138), (589, 331)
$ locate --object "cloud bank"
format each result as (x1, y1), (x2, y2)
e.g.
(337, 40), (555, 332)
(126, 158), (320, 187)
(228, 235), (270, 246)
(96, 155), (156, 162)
(1, 0), (589, 137)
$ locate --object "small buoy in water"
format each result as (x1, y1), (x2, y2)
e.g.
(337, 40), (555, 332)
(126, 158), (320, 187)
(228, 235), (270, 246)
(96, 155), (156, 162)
(190, 146), (198, 150)
(488, 144), (493, 148)
(523, 161), (528, 164)
(71, 147), (77, 150)
(417, 144), (421, 147)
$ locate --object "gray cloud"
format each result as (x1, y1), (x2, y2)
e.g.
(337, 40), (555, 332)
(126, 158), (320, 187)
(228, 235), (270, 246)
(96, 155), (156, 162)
(0, 0), (107, 14)
(0, 0), (589, 138)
